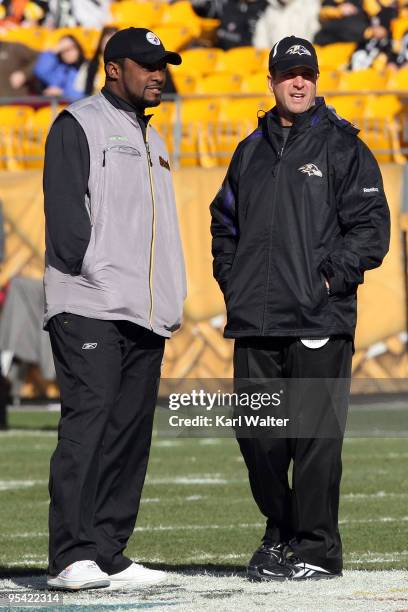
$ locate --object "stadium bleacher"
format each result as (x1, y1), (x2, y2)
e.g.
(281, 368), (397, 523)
(0, 1), (408, 168)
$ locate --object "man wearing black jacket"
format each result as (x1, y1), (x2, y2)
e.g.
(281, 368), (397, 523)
(210, 36), (390, 580)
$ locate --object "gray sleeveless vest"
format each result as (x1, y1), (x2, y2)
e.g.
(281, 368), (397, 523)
(44, 93), (186, 337)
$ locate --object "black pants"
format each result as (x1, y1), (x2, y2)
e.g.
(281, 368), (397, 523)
(234, 336), (352, 573)
(48, 314), (165, 576)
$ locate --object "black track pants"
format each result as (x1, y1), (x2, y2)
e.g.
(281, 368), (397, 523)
(48, 314), (165, 576)
(234, 336), (352, 573)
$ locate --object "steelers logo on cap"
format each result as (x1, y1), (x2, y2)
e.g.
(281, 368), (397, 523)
(146, 31), (161, 45)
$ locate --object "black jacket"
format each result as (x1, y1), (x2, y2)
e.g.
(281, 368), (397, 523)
(210, 98), (390, 339)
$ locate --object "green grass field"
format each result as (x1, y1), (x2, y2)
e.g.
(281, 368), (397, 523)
(0, 409), (407, 574)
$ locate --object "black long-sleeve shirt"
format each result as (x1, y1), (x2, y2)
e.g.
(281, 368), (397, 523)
(44, 87), (149, 275)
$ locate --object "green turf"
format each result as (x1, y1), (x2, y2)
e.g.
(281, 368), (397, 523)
(0, 410), (407, 572)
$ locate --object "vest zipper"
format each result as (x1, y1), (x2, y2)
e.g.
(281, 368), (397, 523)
(145, 125), (156, 329)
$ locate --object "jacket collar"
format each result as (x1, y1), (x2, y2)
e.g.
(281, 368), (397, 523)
(101, 86), (152, 126)
(258, 97), (330, 153)
(264, 97), (327, 134)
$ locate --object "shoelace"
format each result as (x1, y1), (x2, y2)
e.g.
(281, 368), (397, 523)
(259, 542), (288, 562)
(285, 553), (303, 568)
(72, 560), (99, 570)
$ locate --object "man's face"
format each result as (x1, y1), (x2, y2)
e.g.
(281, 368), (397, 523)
(107, 57), (167, 108)
(268, 66), (317, 121)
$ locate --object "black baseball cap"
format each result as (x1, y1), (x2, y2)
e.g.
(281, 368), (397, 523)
(104, 27), (182, 66)
(269, 36), (319, 74)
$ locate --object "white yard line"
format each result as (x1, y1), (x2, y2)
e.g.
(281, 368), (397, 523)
(0, 430), (57, 437)
(342, 491), (408, 499)
(0, 480), (47, 491)
(7, 516), (408, 540)
(146, 476), (246, 485)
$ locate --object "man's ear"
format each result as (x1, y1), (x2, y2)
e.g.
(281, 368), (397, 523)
(105, 60), (121, 81)
(267, 73), (274, 95)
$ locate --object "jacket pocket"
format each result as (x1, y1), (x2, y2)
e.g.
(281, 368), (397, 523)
(102, 144), (142, 165)
(318, 272), (330, 309)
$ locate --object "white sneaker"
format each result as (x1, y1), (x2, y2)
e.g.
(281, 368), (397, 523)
(47, 560), (110, 590)
(108, 562), (167, 587)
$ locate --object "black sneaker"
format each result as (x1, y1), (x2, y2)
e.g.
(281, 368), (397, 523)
(247, 542), (291, 581)
(285, 554), (342, 580)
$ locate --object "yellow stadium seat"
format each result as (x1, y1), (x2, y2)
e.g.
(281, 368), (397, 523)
(216, 46), (268, 73)
(360, 94), (406, 163)
(199, 17), (221, 36)
(0, 106), (34, 170)
(161, 1), (201, 27)
(317, 70), (340, 94)
(147, 101), (177, 122)
(326, 93), (404, 162)
(43, 27), (100, 59)
(179, 99), (221, 167)
(153, 24), (198, 50)
(338, 69), (387, 92)
(316, 43), (356, 70)
(240, 72), (269, 94)
(0, 105), (33, 127)
(196, 73), (242, 95)
(391, 16), (408, 41)
(170, 71), (197, 94)
(147, 101), (176, 154)
(23, 105), (66, 169)
(0, 26), (45, 51)
(359, 123), (405, 162)
(110, 1), (163, 27)
(178, 48), (224, 76)
(325, 95), (366, 125)
(215, 97), (270, 164)
(364, 94), (402, 119)
(387, 66), (408, 92)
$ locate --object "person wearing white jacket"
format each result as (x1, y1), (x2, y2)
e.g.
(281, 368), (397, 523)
(44, 0), (111, 29)
(253, 0), (321, 49)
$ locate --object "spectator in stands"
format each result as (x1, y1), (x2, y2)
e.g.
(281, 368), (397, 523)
(0, 39), (38, 97)
(0, 0), (47, 26)
(191, 0), (227, 17)
(34, 35), (87, 100)
(315, 0), (370, 45)
(85, 25), (117, 96)
(43, 0), (111, 29)
(216, 0), (268, 50)
(349, 0), (399, 70)
(253, 0), (320, 49)
(392, 29), (408, 66)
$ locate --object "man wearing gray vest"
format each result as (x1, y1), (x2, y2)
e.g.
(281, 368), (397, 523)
(43, 28), (186, 590)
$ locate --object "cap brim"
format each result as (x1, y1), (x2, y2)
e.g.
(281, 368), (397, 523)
(270, 58), (318, 74)
(128, 49), (182, 65)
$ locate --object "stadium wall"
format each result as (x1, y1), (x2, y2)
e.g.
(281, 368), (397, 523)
(0, 165), (405, 381)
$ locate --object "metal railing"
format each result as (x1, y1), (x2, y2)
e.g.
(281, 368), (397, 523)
(1, 92), (408, 169)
